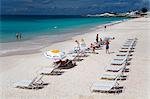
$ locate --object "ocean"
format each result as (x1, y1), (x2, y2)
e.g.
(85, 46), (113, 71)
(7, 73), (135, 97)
(0, 15), (128, 43)
(0, 15), (128, 56)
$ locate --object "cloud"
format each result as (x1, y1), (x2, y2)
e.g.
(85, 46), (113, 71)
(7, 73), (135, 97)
(1, 0), (147, 15)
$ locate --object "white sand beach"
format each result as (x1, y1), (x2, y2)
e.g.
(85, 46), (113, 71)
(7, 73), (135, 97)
(0, 17), (150, 99)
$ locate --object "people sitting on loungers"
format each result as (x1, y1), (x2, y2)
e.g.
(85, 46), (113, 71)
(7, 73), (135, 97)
(94, 42), (101, 48)
(75, 40), (80, 50)
(90, 43), (96, 53)
(55, 59), (76, 69)
(99, 38), (104, 45)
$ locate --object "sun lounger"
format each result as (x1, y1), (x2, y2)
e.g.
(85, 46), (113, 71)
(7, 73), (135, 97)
(105, 65), (129, 72)
(119, 48), (134, 53)
(80, 43), (90, 51)
(113, 55), (129, 60)
(116, 52), (132, 56)
(105, 66), (123, 72)
(99, 70), (127, 81)
(121, 40), (136, 50)
(121, 47), (135, 50)
(111, 58), (128, 65)
(127, 38), (136, 41)
(14, 75), (44, 89)
(99, 74), (120, 80)
(114, 56), (132, 62)
(123, 41), (136, 46)
(68, 46), (80, 54)
(122, 44), (135, 48)
(90, 80), (123, 93)
(100, 74), (127, 81)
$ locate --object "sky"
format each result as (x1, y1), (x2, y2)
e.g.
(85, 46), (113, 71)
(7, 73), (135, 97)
(1, 0), (150, 15)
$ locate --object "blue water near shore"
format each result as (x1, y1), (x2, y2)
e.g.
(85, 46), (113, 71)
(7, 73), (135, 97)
(0, 15), (128, 43)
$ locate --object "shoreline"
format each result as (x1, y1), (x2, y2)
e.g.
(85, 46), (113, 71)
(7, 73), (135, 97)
(0, 19), (128, 57)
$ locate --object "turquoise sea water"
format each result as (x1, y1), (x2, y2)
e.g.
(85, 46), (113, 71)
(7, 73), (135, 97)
(0, 15), (128, 43)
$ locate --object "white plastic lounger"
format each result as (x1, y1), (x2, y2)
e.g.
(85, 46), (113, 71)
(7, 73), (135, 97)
(99, 71), (127, 80)
(68, 46), (80, 54)
(80, 44), (90, 52)
(124, 41), (133, 44)
(116, 52), (132, 56)
(121, 47), (135, 49)
(119, 50), (134, 53)
(99, 74), (120, 80)
(122, 44), (135, 47)
(105, 66), (123, 72)
(14, 75), (44, 89)
(119, 48), (134, 52)
(111, 58), (127, 65)
(125, 40), (134, 43)
(90, 80), (123, 93)
(127, 38), (135, 41)
(113, 55), (129, 60)
(105, 65), (129, 72)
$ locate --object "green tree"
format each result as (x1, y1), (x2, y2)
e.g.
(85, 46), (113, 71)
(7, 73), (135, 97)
(141, 7), (148, 13)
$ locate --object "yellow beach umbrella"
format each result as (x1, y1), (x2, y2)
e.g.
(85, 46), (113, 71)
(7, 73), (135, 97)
(44, 49), (66, 62)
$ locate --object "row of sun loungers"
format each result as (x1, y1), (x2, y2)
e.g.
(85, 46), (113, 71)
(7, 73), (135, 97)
(90, 38), (137, 93)
(13, 40), (94, 89)
(14, 38), (137, 90)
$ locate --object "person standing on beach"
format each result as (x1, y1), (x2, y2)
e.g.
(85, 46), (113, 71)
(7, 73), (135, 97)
(96, 34), (99, 43)
(105, 40), (110, 54)
(16, 33), (19, 40)
(19, 33), (22, 40)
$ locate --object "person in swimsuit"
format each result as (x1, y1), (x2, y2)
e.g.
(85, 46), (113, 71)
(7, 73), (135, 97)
(96, 34), (99, 43)
(16, 33), (19, 40)
(105, 40), (110, 54)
